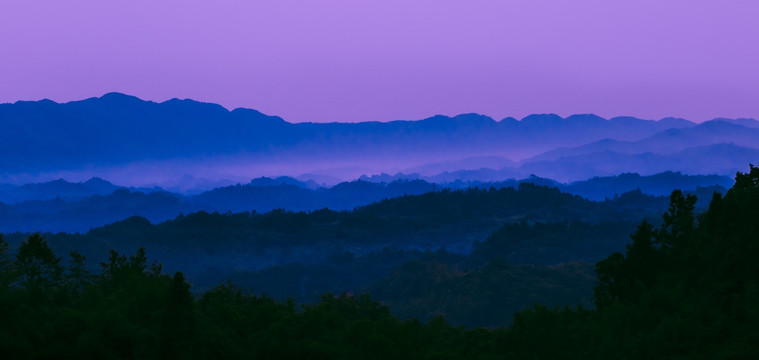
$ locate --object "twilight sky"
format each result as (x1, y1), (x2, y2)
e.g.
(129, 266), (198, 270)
(2, 0), (757, 123)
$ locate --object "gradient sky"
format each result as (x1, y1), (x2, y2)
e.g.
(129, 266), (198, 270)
(2, 0), (757, 123)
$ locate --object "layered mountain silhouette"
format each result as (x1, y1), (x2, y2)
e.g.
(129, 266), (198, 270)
(0, 177), (118, 203)
(0, 171), (731, 233)
(1, 93), (756, 186)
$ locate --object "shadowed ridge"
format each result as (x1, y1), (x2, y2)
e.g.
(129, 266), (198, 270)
(519, 113), (563, 127)
(230, 107), (289, 126)
(7, 98), (58, 106)
(99, 92), (144, 103)
(564, 113), (606, 122)
(609, 115), (654, 123)
(159, 97), (230, 115)
(249, 176), (307, 188)
(719, 117), (759, 128)
(657, 116), (695, 127)
(701, 117), (759, 128)
(70, 92), (150, 108)
(498, 116), (519, 126)
(450, 113), (496, 124)
(415, 113), (495, 123)
(1, 93), (746, 185)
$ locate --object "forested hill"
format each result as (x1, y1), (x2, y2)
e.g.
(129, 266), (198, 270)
(1, 167), (758, 358)
(500, 166), (759, 358)
(0, 181), (722, 330)
(0, 181), (666, 331)
(7, 183), (666, 264)
(0, 172), (727, 233)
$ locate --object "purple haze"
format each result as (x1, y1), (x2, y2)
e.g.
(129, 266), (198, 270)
(1, 1), (758, 123)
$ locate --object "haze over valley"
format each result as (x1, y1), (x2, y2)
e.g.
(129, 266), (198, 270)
(3, 1), (759, 357)
(2, 93), (756, 189)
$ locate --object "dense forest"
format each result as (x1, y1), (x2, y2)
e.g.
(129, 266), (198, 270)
(0, 172), (727, 233)
(2, 183), (664, 328)
(1, 166), (758, 358)
(4, 182), (667, 257)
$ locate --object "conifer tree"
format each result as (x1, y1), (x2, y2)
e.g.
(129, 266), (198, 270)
(14, 233), (62, 290)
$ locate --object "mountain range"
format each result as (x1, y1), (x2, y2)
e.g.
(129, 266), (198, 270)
(3, 93), (757, 187)
(0, 171), (731, 233)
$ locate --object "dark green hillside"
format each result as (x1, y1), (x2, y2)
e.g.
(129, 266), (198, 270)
(1, 183), (660, 311)
(472, 220), (637, 265)
(0, 166), (758, 358)
(369, 259), (595, 329)
(0, 234), (502, 359)
(0, 183), (667, 331)
(52, 183), (662, 254)
(501, 165), (759, 358)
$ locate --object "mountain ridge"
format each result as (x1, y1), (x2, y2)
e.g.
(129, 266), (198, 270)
(2, 92), (754, 187)
(0, 171), (731, 233)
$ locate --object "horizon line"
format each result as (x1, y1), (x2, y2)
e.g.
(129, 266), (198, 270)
(5, 91), (749, 125)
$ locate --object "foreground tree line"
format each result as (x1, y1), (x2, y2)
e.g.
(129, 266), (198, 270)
(2, 167), (759, 359)
(0, 234), (504, 359)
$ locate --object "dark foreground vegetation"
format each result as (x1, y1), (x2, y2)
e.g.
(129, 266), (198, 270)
(2, 183), (657, 329)
(2, 166), (759, 358)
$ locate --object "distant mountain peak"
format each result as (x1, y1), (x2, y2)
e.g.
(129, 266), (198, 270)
(89, 92), (148, 106)
(249, 176), (306, 188)
(520, 113), (563, 124)
(84, 177), (115, 186)
(451, 113), (495, 121)
(160, 97), (230, 113)
(564, 114), (606, 122)
(230, 107), (288, 124)
(498, 116), (519, 125)
(702, 118), (759, 129)
(609, 116), (653, 123)
(2, 92), (750, 186)
(100, 92), (139, 100)
(714, 118), (759, 128)
(657, 117), (695, 127)
(10, 98), (57, 106)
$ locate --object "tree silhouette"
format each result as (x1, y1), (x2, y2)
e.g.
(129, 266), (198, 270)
(65, 250), (90, 298)
(0, 234), (13, 288)
(14, 233), (62, 291)
(655, 190), (697, 250)
(159, 272), (197, 359)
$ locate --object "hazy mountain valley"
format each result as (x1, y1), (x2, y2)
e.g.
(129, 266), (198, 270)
(3, 94), (757, 187)
(6, 1), (759, 357)
(2, 95), (758, 358)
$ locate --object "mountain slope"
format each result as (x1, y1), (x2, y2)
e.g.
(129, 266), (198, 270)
(520, 143), (759, 181)
(2, 93), (703, 184)
(526, 120), (759, 163)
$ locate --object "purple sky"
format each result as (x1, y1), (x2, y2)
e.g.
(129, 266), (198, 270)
(2, 0), (758, 123)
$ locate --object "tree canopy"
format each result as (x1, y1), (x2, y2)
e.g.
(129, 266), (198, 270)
(1, 166), (758, 358)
